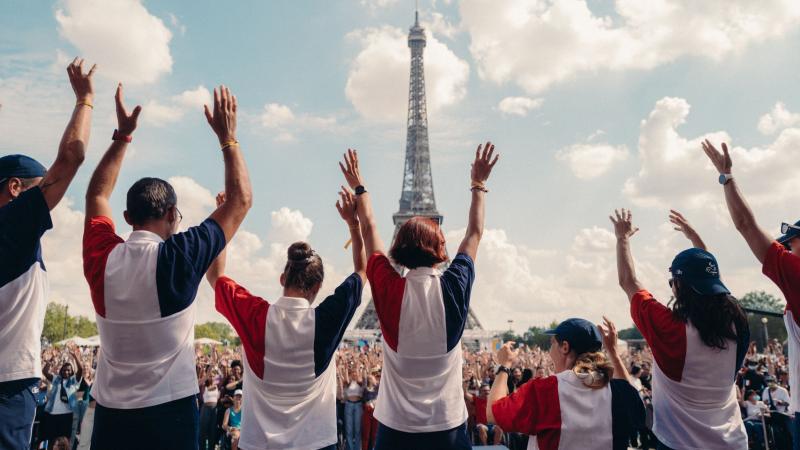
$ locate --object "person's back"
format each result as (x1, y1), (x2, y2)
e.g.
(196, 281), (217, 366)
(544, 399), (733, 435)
(208, 191), (365, 450)
(369, 254), (472, 432)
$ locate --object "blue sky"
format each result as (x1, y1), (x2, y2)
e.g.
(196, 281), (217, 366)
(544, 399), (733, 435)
(3, 0), (800, 331)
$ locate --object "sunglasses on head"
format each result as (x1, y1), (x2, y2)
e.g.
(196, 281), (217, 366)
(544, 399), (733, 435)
(781, 222), (800, 235)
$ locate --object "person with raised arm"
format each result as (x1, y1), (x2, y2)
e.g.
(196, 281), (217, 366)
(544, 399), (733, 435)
(0, 57), (95, 449)
(611, 207), (749, 450)
(205, 187), (366, 450)
(701, 139), (800, 448)
(486, 317), (643, 450)
(82, 85), (252, 450)
(340, 143), (497, 449)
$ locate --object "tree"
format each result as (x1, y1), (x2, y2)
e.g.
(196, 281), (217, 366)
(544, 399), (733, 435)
(618, 327), (643, 340)
(42, 302), (98, 344)
(195, 322), (239, 346)
(739, 291), (785, 313)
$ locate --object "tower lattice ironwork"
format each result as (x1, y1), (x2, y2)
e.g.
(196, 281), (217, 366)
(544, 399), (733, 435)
(354, 11), (483, 332)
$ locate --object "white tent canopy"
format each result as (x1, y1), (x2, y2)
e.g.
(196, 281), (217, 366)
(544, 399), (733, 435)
(56, 336), (100, 347)
(194, 337), (222, 346)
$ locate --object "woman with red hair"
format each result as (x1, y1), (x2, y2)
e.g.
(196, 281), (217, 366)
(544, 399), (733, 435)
(340, 142), (498, 450)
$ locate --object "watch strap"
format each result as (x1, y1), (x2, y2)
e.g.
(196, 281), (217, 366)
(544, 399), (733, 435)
(496, 365), (510, 375)
(355, 185), (367, 195)
(112, 129), (132, 143)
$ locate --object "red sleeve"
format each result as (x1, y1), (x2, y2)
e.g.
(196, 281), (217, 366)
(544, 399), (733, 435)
(763, 241), (800, 316)
(82, 216), (124, 318)
(215, 276), (268, 379)
(366, 253), (405, 352)
(491, 376), (560, 442)
(630, 289), (686, 382)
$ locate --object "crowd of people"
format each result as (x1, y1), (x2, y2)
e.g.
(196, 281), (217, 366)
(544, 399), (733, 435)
(3, 56), (800, 450)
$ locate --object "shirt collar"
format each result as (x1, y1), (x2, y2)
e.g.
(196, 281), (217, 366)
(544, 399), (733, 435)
(127, 230), (164, 243)
(406, 266), (440, 277)
(274, 296), (311, 309)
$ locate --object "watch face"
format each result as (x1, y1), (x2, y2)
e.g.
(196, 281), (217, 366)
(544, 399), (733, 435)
(719, 174), (727, 185)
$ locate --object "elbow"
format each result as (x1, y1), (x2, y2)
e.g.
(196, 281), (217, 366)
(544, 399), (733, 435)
(732, 216), (755, 234)
(64, 142), (87, 166)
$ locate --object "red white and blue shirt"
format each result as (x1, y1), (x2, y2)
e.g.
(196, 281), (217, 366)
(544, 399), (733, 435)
(83, 216), (225, 409)
(214, 273), (362, 450)
(631, 289), (748, 450)
(0, 188), (52, 383)
(491, 371), (643, 450)
(762, 241), (800, 414)
(367, 252), (474, 433)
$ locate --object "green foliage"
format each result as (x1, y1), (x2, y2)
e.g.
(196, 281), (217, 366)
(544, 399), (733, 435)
(195, 322), (240, 346)
(42, 302), (98, 344)
(739, 291), (785, 313)
(617, 326), (643, 340)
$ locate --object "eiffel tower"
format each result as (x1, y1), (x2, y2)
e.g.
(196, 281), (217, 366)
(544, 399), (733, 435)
(353, 10), (484, 332)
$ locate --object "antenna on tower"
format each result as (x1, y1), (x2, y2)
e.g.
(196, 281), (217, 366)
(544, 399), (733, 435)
(415, 0), (419, 25)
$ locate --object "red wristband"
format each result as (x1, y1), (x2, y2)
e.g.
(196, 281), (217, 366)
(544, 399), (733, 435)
(112, 129), (132, 143)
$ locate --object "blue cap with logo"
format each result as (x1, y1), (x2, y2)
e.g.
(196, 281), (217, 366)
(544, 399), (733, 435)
(777, 220), (800, 248)
(670, 248), (730, 296)
(544, 318), (602, 355)
(0, 154), (46, 183)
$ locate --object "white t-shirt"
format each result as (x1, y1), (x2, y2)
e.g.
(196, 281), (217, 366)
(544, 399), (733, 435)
(49, 382), (73, 415)
(744, 400), (768, 420)
(762, 386), (791, 413)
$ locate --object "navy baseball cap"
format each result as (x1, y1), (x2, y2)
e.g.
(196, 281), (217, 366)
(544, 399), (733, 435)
(544, 318), (602, 355)
(0, 154), (46, 182)
(669, 248), (730, 296)
(778, 220), (800, 247)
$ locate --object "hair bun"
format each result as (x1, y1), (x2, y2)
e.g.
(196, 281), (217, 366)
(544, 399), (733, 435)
(287, 242), (316, 263)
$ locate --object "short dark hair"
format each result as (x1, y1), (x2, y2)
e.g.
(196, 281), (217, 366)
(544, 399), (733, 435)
(283, 242), (324, 292)
(126, 178), (177, 225)
(389, 217), (447, 269)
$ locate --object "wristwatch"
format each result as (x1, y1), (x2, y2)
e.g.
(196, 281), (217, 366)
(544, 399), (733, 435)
(718, 173), (733, 185)
(112, 129), (132, 143)
(496, 365), (510, 376)
(355, 185), (367, 195)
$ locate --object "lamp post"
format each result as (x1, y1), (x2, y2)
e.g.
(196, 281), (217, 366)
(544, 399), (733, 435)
(761, 317), (769, 351)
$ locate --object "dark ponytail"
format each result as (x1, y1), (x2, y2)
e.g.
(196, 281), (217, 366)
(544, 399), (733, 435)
(670, 286), (749, 351)
(283, 242), (324, 293)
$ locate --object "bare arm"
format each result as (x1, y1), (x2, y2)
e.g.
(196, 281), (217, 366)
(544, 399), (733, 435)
(70, 348), (84, 381)
(42, 360), (54, 382)
(205, 86), (253, 242)
(222, 409), (230, 431)
(669, 210), (707, 251)
(41, 58), (96, 210)
(701, 140), (772, 263)
(85, 84), (141, 219)
(340, 149), (385, 257)
(336, 187), (367, 282)
(598, 317), (631, 382)
(458, 141), (499, 260)
(205, 192), (228, 287)
(487, 342), (518, 424)
(611, 209), (644, 300)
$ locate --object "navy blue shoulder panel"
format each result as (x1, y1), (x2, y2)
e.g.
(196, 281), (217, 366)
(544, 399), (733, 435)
(0, 187), (52, 288)
(156, 218), (226, 317)
(314, 274), (363, 377)
(610, 379), (645, 450)
(440, 253), (475, 352)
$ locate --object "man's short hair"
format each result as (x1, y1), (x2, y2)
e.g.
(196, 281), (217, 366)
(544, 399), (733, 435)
(126, 178), (177, 225)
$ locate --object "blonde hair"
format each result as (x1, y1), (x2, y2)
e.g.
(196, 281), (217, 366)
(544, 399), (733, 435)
(572, 351), (613, 389)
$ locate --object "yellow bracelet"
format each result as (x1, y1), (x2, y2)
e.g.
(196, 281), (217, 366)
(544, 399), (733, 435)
(76, 101), (94, 109)
(221, 140), (239, 150)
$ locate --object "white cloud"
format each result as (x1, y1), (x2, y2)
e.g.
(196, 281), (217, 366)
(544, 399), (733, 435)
(359, 0), (399, 9)
(460, 0), (800, 94)
(758, 102), (800, 135)
(622, 97), (800, 211)
(259, 103), (337, 142)
(56, 0), (173, 85)
(497, 96), (543, 116)
(428, 12), (460, 39)
(141, 86), (211, 126)
(345, 26), (469, 121)
(555, 141), (629, 180)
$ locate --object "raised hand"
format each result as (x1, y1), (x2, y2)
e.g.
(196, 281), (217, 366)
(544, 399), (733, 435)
(669, 209), (706, 250)
(597, 316), (618, 355)
(67, 57), (96, 102)
(701, 139), (732, 175)
(115, 83), (142, 137)
(471, 141), (499, 185)
(336, 187), (358, 225)
(204, 85), (238, 145)
(496, 341), (519, 367)
(339, 149), (364, 189)
(610, 208), (639, 240)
